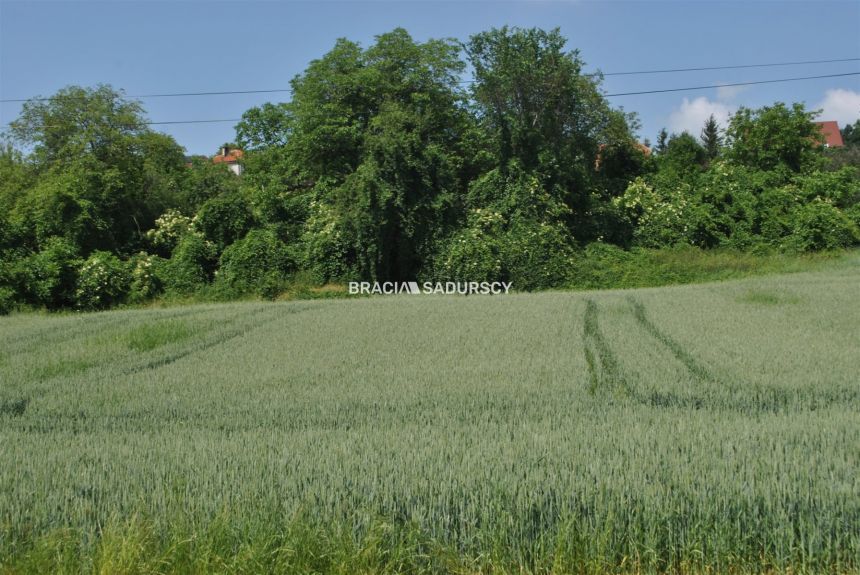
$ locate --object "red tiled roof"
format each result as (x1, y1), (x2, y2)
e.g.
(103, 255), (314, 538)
(814, 121), (844, 148)
(213, 148), (244, 164)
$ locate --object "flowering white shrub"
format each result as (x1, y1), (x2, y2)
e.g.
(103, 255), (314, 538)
(146, 210), (201, 252)
(129, 252), (164, 301)
(75, 251), (130, 310)
(615, 177), (693, 248)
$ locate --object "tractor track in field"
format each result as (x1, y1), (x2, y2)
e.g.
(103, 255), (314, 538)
(582, 299), (632, 398)
(120, 303), (318, 376)
(0, 303), (318, 421)
(579, 297), (858, 413)
(627, 297), (720, 386)
(0, 305), (215, 357)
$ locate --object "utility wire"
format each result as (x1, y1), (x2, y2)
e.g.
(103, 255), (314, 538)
(603, 71), (860, 97)
(598, 57), (860, 77)
(2, 71), (857, 129)
(147, 118), (242, 125)
(1, 57), (858, 103)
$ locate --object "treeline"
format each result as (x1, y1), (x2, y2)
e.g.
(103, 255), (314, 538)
(1, 27), (858, 312)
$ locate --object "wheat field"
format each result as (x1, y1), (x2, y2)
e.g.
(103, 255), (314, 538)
(1, 263), (859, 573)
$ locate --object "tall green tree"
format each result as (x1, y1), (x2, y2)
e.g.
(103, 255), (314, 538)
(841, 119), (860, 147)
(289, 29), (475, 281)
(659, 132), (707, 177)
(6, 85), (187, 254)
(655, 128), (669, 155)
(701, 114), (721, 160)
(465, 26), (642, 241)
(725, 103), (824, 174)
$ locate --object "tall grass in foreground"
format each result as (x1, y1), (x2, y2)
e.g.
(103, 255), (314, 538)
(1, 263), (859, 573)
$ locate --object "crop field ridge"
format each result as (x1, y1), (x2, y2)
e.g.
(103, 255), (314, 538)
(1, 266), (859, 573)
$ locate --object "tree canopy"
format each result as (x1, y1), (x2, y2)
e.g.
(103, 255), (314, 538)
(0, 28), (857, 313)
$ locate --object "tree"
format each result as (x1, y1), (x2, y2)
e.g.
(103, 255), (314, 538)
(701, 114), (721, 160)
(6, 85), (187, 254)
(655, 128), (669, 155)
(236, 103), (293, 152)
(660, 132), (707, 176)
(8, 85), (147, 168)
(289, 28), (474, 281)
(842, 119), (860, 147)
(466, 26), (642, 241)
(179, 156), (241, 214)
(725, 103), (824, 174)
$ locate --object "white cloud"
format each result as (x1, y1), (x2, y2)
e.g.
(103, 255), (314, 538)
(668, 97), (734, 136)
(716, 84), (748, 101)
(814, 89), (860, 127)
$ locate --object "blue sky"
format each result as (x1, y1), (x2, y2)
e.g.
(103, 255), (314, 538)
(1, 0), (859, 155)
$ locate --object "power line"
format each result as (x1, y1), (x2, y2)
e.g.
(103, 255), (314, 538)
(2, 71), (857, 129)
(603, 71), (860, 97)
(147, 118), (241, 125)
(1, 57), (858, 103)
(599, 57), (860, 77)
(0, 88), (293, 104)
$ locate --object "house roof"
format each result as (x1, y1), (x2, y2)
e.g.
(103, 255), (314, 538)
(213, 148), (244, 164)
(814, 121), (844, 147)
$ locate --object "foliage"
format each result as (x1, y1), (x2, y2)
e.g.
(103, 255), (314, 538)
(0, 32), (856, 311)
(694, 161), (762, 249)
(0, 287), (14, 315)
(841, 118), (860, 147)
(145, 209), (197, 255)
(615, 176), (695, 248)
(700, 114), (721, 160)
(235, 102), (293, 151)
(725, 102), (824, 174)
(659, 132), (707, 177)
(6, 85), (185, 254)
(466, 27), (643, 241)
(179, 157), (241, 213)
(434, 167), (576, 290)
(161, 234), (217, 295)
(194, 192), (255, 252)
(128, 252), (164, 302)
(434, 208), (505, 283)
(74, 251), (131, 310)
(287, 28), (473, 282)
(654, 128), (668, 155)
(217, 228), (293, 298)
(12, 237), (80, 309)
(788, 198), (860, 251)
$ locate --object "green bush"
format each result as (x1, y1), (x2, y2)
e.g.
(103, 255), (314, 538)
(0, 286), (15, 315)
(75, 251), (131, 310)
(504, 219), (576, 290)
(162, 235), (217, 295)
(145, 209), (196, 255)
(788, 199), (860, 252)
(14, 237), (80, 309)
(757, 186), (799, 246)
(300, 195), (355, 283)
(695, 162), (761, 249)
(195, 193), (255, 251)
(569, 242), (645, 288)
(433, 209), (505, 284)
(433, 208), (576, 291)
(218, 228), (292, 298)
(793, 168), (860, 206)
(615, 176), (695, 249)
(128, 252), (165, 303)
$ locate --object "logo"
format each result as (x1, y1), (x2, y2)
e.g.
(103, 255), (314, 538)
(349, 281), (513, 295)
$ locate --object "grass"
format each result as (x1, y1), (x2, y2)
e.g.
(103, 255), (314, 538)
(124, 320), (193, 352)
(566, 244), (850, 290)
(1, 259), (859, 573)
